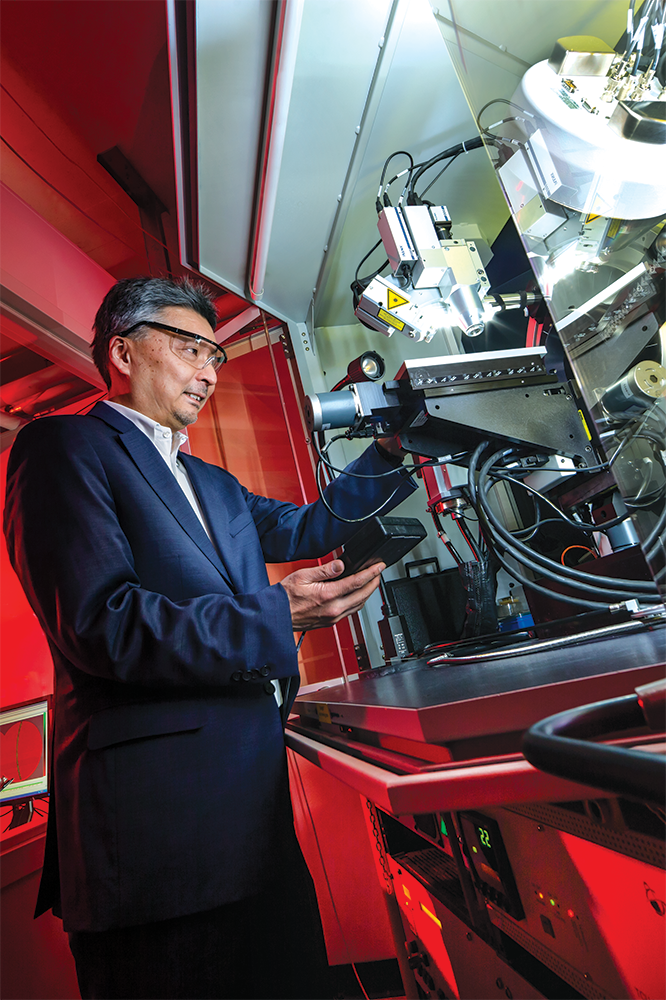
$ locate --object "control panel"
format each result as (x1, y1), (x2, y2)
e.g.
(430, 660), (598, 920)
(374, 799), (665, 999)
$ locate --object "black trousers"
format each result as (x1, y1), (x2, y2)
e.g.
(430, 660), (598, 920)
(68, 859), (332, 1000)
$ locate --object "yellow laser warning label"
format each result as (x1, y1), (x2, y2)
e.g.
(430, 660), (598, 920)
(387, 289), (409, 309)
(315, 703), (332, 724)
(378, 308), (405, 331)
(578, 409), (592, 441)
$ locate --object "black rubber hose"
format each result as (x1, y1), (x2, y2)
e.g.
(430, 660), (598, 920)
(523, 694), (666, 805)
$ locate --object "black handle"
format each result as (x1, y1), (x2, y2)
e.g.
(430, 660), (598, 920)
(523, 692), (665, 805)
(406, 557), (440, 578)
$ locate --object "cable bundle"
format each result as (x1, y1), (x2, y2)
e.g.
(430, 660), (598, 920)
(467, 442), (663, 609)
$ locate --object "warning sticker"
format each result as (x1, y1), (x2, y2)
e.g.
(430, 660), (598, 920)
(378, 308), (405, 331)
(577, 409), (592, 441)
(387, 289), (409, 309)
(315, 703), (332, 725)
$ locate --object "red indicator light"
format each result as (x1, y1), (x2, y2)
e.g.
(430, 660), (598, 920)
(538, 892), (544, 899)
(567, 908), (575, 918)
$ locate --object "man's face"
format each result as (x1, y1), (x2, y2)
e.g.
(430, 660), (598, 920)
(115, 306), (219, 432)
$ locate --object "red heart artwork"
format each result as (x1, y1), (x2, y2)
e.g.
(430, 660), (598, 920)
(0, 719), (44, 784)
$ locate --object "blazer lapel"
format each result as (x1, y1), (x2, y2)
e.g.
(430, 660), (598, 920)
(89, 403), (235, 590)
(179, 456), (243, 594)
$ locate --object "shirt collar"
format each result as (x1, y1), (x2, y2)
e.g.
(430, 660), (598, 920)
(103, 400), (188, 455)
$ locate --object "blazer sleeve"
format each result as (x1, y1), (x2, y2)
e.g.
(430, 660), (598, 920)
(244, 441), (419, 562)
(3, 418), (299, 688)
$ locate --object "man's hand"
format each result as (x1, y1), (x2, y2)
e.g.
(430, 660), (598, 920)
(281, 559), (385, 631)
(376, 436), (406, 458)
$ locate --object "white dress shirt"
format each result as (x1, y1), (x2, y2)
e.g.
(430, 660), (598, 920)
(104, 400), (211, 537)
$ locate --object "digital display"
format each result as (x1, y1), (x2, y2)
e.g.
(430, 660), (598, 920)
(0, 700), (49, 804)
(469, 822), (503, 892)
(459, 810), (525, 920)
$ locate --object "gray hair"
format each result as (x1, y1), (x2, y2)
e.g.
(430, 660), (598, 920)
(92, 277), (218, 388)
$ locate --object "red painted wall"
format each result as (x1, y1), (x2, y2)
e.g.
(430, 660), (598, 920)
(0, 448), (54, 710)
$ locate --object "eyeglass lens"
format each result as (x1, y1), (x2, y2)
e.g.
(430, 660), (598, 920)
(169, 335), (225, 370)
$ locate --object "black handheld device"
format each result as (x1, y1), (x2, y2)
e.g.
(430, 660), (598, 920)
(340, 516), (427, 577)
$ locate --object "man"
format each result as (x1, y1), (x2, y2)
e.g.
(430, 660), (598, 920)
(4, 277), (416, 999)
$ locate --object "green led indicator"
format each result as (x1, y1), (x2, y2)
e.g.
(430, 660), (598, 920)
(472, 845), (478, 853)
(440, 818), (448, 837)
(478, 827), (492, 849)
(550, 899), (556, 906)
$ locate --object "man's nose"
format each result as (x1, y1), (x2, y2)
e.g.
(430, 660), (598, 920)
(198, 363), (218, 387)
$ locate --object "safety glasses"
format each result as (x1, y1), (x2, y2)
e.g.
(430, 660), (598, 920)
(117, 320), (227, 371)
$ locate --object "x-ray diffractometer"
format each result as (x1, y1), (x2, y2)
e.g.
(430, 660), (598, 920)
(1, 1), (665, 998)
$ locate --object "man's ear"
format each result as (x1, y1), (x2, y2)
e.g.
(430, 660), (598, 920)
(108, 336), (132, 378)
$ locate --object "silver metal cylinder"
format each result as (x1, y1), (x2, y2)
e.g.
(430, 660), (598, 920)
(448, 283), (485, 337)
(303, 389), (359, 433)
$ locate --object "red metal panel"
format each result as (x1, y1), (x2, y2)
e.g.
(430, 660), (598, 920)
(288, 751), (397, 966)
(286, 730), (619, 816)
(1, 184), (114, 345)
(0, 450), (54, 709)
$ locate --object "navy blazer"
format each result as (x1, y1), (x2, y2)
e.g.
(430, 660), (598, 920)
(3, 402), (416, 932)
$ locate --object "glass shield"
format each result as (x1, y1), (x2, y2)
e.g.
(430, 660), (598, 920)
(431, 0), (666, 597)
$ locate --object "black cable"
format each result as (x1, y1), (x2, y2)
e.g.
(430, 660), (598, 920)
(314, 453), (410, 523)
(491, 546), (613, 611)
(351, 241), (390, 308)
(466, 441), (487, 509)
(471, 444), (660, 602)
(408, 136), (484, 202)
(430, 508), (464, 565)
(312, 434), (420, 522)
(455, 515), (482, 562)
(490, 471), (630, 533)
(379, 151), (414, 199)
(607, 430), (666, 508)
(418, 152), (460, 199)
(475, 98), (536, 143)
(314, 436), (440, 480)
(477, 448), (642, 591)
(645, 504), (666, 552)
(354, 240), (384, 285)
(477, 448), (659, 596)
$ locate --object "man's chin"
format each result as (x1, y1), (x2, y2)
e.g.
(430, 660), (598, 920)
(172, 408), (199, 429)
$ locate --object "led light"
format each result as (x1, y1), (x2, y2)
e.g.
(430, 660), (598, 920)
(567, 908), (575, 918)
(329, 351), (386, 391)
(361, 355), (383, 379)
(420, 902), (442, 928)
